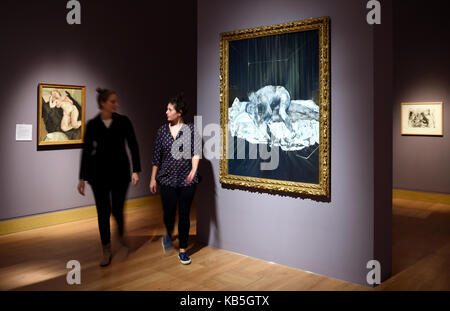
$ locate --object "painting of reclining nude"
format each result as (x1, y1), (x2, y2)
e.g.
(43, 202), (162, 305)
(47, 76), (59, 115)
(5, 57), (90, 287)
(219, 17), (330, 197)
(38, 83), (85, 147)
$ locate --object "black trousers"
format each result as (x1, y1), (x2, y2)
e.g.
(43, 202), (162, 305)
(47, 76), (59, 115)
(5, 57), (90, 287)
(159, 183), (197, 249)
(91, 181), (130, 246)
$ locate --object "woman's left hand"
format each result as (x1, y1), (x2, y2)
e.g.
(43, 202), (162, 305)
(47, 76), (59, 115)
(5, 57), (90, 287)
(185, 169), (196, 185)
(132, 172), (140, 186)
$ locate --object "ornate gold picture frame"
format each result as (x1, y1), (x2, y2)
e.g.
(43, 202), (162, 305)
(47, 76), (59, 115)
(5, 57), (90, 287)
(219, 17), (330, 198)
(38, 83), (86, 147)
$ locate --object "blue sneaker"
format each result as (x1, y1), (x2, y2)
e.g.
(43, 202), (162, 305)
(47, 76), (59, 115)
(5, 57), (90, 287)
(162, 234), (173, 252)
(178, 252), (191, 265)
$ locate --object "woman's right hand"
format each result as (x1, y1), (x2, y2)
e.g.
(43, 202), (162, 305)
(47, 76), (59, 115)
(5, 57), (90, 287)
(77, 179), (85, 196)
(149, 178), (157, 194)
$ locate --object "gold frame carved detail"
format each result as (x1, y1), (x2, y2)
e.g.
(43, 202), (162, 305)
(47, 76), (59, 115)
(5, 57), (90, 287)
(219, 17), (331, 198)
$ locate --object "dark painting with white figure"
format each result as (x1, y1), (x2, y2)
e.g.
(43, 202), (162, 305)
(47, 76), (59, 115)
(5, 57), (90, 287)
(227, 29), (320, 184)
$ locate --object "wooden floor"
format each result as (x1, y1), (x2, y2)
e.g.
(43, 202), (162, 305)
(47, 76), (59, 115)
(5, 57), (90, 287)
(0, 197), (449, 291)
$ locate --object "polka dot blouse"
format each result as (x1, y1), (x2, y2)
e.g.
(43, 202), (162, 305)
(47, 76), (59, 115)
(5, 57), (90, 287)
(152, 123), (202, 187)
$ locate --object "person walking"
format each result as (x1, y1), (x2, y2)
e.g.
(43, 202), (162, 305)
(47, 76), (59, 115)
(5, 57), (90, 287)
(78, 88), (141, 267)
(150, 95), (201, 265)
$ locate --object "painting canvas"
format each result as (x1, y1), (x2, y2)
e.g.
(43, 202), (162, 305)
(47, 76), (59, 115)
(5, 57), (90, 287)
(219, 17), (330, 197)
(401, 102), (443, 136)
(38, 83), (85, 147)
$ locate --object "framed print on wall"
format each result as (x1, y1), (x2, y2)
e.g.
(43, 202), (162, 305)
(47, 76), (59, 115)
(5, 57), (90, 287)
(219, 17), (330, 198)
(38, 83), (86, 147)
(401, 102), (443, 136)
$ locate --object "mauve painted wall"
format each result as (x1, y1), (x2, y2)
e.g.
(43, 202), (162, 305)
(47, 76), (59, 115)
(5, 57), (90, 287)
(196, 0), (392, 285)
(374, 0), (393, 283)
(0, 0), (197, 220)
(393, 0), (450, 194)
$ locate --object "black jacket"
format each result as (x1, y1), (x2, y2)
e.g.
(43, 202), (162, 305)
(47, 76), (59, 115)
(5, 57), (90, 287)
(79, 113), (141, 184)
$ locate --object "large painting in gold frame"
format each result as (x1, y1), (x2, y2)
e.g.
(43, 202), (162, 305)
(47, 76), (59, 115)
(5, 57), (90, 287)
(219, 17), (330, 198)
(38, 83), (86, 148)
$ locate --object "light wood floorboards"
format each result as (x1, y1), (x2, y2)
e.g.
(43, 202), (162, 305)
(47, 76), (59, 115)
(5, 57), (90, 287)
(0, 197), (448, 290)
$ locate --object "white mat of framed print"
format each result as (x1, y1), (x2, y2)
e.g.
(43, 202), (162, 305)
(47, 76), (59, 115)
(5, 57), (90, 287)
(401, 102), (443, 136)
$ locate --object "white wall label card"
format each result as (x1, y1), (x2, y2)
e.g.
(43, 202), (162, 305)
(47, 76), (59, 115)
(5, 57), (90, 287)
(16, 124), (33, 141)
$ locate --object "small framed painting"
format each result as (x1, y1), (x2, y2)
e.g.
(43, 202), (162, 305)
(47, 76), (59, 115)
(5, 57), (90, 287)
(38, 83), (86, 147)
(401, 102), (443, 136)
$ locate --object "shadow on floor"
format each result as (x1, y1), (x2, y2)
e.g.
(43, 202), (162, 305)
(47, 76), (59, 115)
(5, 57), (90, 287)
(11, 234), (206, 291)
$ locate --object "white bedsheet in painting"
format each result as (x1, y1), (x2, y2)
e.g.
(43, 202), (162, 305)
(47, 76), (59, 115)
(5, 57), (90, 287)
(228, 85), (319, 152)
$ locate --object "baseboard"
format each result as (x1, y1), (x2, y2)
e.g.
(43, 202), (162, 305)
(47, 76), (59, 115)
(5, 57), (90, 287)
(0, 195), (160, 236)
(393, 189), (450, 205)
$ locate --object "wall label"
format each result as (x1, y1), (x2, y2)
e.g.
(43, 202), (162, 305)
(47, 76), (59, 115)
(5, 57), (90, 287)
(16, 124), (32, 141)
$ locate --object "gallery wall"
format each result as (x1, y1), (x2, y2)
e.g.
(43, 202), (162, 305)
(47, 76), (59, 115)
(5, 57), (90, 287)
(196, 0), (392, 285)
(0, 0), (197, 220)
(392, 0), (450, 194)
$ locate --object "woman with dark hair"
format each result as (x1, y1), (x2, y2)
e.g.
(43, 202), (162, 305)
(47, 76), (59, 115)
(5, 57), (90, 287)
(150, 95), (201, 265)
(78, 88), (141, 267)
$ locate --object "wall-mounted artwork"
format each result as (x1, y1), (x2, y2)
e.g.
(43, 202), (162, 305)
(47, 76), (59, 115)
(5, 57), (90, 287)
(401, 102), (443, 136)
(38, 83), (85, 147)
(219, 17), (330, 198)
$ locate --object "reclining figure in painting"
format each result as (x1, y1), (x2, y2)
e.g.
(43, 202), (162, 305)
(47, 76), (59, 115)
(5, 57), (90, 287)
(245, 85), (296, 142)
(228, 85), (319, 152)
